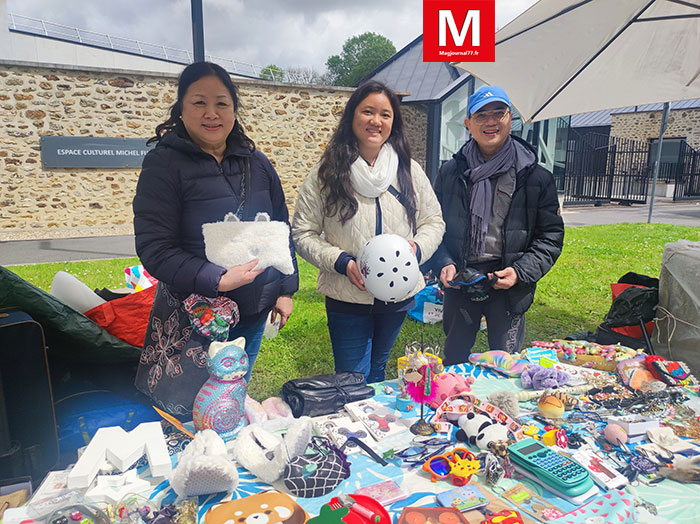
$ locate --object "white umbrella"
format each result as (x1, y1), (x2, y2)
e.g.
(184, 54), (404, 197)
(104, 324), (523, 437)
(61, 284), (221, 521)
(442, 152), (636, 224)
(456, 0), (700, 122)
(454, 0), (700, 221)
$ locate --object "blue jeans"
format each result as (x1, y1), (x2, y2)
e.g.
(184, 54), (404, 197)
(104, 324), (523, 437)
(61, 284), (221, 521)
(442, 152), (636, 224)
(327, 310), (406, 383)
(229, 313), (268, 384)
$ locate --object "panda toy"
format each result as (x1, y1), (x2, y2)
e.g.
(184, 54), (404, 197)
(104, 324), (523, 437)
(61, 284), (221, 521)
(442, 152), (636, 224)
(456, 412), (510, 451)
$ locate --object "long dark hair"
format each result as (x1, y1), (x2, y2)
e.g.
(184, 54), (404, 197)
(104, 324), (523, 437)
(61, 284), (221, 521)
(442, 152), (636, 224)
(318, 81), (417, 230)
(147, 61), (254, 151)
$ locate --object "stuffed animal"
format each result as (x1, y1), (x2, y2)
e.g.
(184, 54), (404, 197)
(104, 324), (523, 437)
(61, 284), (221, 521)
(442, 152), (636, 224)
(170, 429), (239, 497)
(520, 364), (570, 390)
(456, 412), (510, 451)
(232, 417), (312, 483)
(429, 372), (475, 409)
(474, 423), (510, 451)
(486, 391), (520, 419)
(456, 412), (492, 446)
(203, 212), (295, 275)
(193, 337), (249, 440)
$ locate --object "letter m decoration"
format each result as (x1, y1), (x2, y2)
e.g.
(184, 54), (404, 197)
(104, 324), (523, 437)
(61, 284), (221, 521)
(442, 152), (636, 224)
(67, 422), (171, 489)
(423, 0), (495, 62)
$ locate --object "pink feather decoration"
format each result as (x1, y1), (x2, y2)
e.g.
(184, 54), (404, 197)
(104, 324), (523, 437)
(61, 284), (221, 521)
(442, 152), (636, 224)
(405, 363), (437, 404)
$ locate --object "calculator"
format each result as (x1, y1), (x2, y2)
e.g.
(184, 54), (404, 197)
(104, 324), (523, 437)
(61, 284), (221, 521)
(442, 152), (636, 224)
(508, 438), (594, 497)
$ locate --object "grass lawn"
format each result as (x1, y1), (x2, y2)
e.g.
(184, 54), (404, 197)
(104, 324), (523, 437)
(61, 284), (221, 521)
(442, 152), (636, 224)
(7, 223), (700, 400)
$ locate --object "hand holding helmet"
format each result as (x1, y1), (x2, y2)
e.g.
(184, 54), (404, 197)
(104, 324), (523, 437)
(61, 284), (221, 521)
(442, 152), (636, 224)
(357, 234), (421, 303)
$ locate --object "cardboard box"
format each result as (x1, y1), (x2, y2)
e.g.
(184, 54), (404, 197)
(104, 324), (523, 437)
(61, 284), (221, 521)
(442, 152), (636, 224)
(607, 415), (659, 436)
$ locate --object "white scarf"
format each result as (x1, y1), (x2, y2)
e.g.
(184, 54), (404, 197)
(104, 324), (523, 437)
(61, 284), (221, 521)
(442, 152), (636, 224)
(349, 144), (399, 198)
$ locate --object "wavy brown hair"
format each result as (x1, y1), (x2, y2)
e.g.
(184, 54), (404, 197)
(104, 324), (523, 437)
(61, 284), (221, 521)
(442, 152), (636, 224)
(148, 61), (254, 151)
(318, 81), (417, 230)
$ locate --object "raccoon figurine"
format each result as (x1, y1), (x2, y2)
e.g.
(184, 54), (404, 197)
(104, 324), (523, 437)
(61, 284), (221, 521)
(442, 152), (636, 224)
(193, 337), (249, 441)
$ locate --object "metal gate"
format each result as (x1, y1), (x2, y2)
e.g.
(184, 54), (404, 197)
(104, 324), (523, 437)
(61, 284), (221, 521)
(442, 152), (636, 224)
(673, 141), (700, 201)
(564, 133), (650, 206)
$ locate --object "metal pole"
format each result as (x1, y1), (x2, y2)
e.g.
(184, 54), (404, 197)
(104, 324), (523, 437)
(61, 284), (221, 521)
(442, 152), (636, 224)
(647, 102), (671, 223)
(190, 0), (205, 62)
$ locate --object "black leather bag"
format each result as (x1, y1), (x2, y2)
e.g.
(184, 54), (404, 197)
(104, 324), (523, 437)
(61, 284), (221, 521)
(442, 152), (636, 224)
(281, 372), (374, 418)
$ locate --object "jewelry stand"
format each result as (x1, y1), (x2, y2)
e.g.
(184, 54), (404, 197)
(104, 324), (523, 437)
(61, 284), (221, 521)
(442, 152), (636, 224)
(409, 400), (436, 436)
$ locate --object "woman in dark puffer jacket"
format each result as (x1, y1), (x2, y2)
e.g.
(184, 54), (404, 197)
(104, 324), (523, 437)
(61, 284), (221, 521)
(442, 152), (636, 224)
(132, 61), (298, 416)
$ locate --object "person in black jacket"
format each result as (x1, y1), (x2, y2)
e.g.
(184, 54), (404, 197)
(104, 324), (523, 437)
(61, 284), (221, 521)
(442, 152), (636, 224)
(132, 61), (298, 415)
(433, 85), (564, 365)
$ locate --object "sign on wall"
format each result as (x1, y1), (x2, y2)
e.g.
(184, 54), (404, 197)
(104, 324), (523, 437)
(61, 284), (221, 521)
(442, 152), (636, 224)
(40, 136), (153, 168)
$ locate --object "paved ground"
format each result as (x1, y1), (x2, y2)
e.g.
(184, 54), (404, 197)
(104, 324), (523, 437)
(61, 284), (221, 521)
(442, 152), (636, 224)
(1, 198), (698, 266)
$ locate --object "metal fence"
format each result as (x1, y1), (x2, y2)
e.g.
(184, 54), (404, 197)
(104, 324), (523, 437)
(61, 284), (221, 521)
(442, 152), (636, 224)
(673, 141), (700, 201)
(563, 133), (650, 206)
(7, 13), (314, 83)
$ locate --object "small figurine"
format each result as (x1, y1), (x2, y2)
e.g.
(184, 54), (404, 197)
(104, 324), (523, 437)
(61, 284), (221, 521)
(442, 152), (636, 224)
(192, 337), (249, 440)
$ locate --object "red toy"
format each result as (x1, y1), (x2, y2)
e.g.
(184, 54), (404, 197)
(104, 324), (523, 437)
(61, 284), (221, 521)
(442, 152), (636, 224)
(480, 510), (524, 524)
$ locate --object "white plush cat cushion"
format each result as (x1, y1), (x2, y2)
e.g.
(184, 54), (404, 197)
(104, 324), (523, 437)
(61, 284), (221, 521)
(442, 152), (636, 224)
(231, 416), (312, 484)
(170, 429), (239, 497)
(202, 212), (295, 275)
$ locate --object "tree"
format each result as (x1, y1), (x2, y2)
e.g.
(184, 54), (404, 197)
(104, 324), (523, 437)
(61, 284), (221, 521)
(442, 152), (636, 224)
(325, 32), (396, 87)
(285, 66), (324, 85)
(260, 64), (285, 82)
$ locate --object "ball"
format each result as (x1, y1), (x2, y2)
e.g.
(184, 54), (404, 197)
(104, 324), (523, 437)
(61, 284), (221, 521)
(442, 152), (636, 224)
(537, 395), (565, 419)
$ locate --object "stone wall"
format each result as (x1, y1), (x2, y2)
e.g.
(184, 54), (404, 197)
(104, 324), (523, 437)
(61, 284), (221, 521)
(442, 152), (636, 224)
(611, 108), (700, 149)
(402, 104), (428, 171)
(0, 62), (430, 241)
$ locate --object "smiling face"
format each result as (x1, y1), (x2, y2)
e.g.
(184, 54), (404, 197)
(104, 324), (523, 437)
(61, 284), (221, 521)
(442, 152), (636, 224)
(465, 101), (512, 159)
(180, 75), (236, 160)
(352, 92), (394, 164)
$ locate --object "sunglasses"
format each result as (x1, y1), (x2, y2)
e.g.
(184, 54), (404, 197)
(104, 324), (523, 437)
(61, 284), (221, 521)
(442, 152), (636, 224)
(422, 447), (480, 486)
(395, 438), (452, 467)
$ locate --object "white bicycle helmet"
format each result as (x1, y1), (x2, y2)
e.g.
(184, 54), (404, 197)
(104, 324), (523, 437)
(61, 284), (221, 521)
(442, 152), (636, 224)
(357, 234), (420, 302)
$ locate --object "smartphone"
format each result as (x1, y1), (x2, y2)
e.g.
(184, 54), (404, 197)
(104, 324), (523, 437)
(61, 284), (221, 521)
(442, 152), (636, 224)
(436, 484), (489, 512)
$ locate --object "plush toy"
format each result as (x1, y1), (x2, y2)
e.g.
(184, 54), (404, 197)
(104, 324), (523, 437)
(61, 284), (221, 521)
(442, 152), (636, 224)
(486, 391), (520, 419)
(520, 364), (570, 390)
(456, 412), (509, 451)
(456, 412), (491, 445)
(429, 372), (475, 409)
(170, 429), (239, 497)
(244, 395), (267, 425)
(474, 423), (510, 451)
(232, 417), (312, 484)
(262, 396), (294, 419)
(468, 350), (529, 377)
(203, 212), (295, 275)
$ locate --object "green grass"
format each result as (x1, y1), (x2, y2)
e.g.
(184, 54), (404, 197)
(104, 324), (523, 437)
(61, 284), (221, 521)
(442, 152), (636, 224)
(7, 223), (699, 400)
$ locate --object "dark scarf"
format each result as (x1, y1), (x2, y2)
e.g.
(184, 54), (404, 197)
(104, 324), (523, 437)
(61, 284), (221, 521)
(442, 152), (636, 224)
(463, 136), (516, 256)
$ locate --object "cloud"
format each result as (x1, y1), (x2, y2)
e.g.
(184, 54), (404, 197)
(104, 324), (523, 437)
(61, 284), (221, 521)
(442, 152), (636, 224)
(7, 0), (537, 73)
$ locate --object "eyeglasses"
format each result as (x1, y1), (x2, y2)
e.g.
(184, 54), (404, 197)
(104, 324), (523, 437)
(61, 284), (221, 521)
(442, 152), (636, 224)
(395, 437), (452, 467)
(471, 109), (510, 123)
(422, 447), (479, 486)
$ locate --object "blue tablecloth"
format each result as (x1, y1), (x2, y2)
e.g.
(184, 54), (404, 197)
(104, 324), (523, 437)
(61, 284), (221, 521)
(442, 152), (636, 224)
(149, 363), (700, 524)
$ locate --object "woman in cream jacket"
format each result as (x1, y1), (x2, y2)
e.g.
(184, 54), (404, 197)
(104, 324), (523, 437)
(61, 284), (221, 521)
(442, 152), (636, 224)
(292, 81), (445, 383)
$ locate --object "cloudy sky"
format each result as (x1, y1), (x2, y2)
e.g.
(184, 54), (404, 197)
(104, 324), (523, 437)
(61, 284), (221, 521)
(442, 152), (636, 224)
(7, 0), (539, 73)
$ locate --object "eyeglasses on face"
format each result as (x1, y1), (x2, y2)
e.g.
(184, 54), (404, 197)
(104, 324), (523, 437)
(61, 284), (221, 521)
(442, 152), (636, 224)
(471, 109), (510, 123)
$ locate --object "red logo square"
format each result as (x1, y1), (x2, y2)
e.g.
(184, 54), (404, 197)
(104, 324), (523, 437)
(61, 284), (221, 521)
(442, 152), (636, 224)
(423, 0), (495, 62)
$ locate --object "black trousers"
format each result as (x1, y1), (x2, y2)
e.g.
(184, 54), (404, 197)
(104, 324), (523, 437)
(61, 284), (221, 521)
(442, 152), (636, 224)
(442, 287), (526, 366)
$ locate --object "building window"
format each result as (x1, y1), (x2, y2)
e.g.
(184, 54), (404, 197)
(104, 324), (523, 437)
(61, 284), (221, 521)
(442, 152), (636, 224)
(649, 138), (685, 182)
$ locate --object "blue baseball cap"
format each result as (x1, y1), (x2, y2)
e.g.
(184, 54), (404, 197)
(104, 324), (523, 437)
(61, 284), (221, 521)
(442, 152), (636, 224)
(468, 86), (511, 117)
